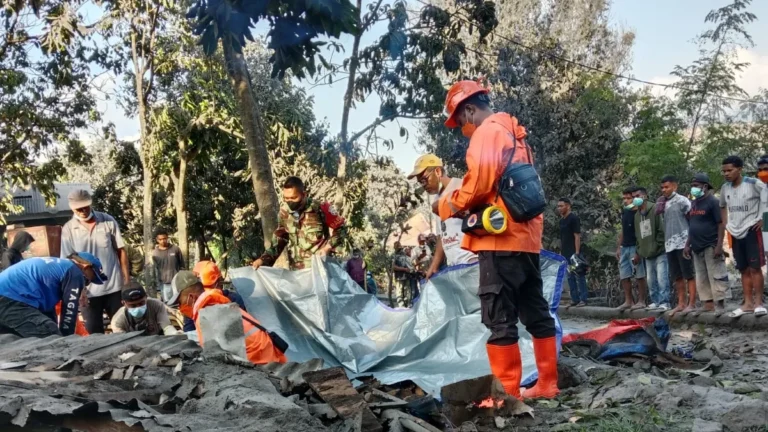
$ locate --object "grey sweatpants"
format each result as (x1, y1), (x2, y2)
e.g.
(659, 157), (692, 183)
(692, 247), (728, 302)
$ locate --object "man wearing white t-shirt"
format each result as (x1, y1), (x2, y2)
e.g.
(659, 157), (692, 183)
(407, 154), (478, 279)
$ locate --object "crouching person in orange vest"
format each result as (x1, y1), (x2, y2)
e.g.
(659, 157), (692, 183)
(167, 270), (287, 364)
(438, 80), (558, 400)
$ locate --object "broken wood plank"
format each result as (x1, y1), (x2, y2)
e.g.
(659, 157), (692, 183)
(302, 367), (382, 432)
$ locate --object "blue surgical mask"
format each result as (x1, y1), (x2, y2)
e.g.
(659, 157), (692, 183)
(624, 204), (635, 210)
(128, 304), (147, 318)
(691, 187), (704, 198)
(632, 197), (644, 207)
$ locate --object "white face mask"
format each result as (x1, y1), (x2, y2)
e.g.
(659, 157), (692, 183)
(74, 212), (93, 222)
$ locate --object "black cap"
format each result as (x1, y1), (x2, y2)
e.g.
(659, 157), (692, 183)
(122, 282), (147, 301)
(691, 173), (712, 187)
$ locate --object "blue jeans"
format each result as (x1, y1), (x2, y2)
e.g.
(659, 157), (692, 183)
(567, 270), (589, 303)
(645, 254), (670, 305)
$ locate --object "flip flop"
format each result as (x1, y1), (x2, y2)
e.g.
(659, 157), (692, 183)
(755, 307), (768, 317)
(727, 308), (754, 318)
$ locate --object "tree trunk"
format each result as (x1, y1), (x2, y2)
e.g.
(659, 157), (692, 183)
(172, 152), (190, 267)
(196, 238), (205, 262)
(133, 44), (154, 291)
(223, 42), (280, 248)
(336, 0), (364, 211)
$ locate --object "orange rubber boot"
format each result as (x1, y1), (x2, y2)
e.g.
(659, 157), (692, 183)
(486, 343), (522, 399)
(521, 336), (560, 399)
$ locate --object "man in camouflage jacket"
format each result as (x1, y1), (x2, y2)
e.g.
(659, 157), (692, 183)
(252, 177), (347, 270)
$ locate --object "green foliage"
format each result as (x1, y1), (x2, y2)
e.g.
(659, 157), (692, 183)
(1, 0), (107, 221)
(619, 95), (689, 198)
(187, 0), (359, 79)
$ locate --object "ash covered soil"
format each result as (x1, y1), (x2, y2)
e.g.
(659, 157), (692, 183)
(473, 317), (768, 432)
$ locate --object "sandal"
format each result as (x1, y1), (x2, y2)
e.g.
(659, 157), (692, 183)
(727, 308), (754, 318)
(755, 307), (768, 317)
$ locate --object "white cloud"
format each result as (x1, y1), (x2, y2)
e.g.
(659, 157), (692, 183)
(631, 48), (768, 100)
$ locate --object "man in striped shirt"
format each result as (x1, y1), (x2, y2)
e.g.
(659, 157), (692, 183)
(720, 155), (768, 317)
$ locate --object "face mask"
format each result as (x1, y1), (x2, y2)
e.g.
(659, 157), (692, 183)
(632, 197), (644, 207)
(624, 204), (635, 210)
(287, 199), (304, 212)
(461, 109), (477, 139)
(74, 212), (93, 222)
(179, 295), (197, 319)
(758, 171), (768, 183)
(128, 304), (147, 318)
(690, 187), (704, 198)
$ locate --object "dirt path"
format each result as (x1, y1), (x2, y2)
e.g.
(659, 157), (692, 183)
(465, 317), (768, 432)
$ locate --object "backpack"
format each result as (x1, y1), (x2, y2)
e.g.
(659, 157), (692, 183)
(495, 133), (547, 222)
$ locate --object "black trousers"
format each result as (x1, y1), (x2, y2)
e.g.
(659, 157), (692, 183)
(82, 291), (123, 334)
(0, 296), (61, 338)
(478, 251), (556, 346)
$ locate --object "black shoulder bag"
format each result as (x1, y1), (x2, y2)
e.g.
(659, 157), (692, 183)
(495, 133), (547, 222)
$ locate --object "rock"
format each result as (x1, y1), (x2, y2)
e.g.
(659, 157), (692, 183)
(692, 418), (722, 432)
(691, 376), (717, 387)
(721, 403), (768, 431)
(494, 416), (505, 429)
(732, 383), (761, 395)
(705, 356), (724, 375)
(693, 349), (715, 363)
(558, 362), (587, 389)
(632, 360), (651, 373)
(704, 328), (713, 336)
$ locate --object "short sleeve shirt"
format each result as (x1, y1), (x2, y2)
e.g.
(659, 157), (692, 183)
(559, 213), (581, 258)
(621, 209), (637, 247)
(111, 298), (171, 335)
(434, 179), (478, 266)
(688, 194), (722, 253)
(719, 178), (767, 239)
(61, 211), (125, 297)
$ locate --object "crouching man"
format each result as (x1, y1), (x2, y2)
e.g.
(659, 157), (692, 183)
(167, 271), (287, 364)
(111, 282), (178, 335)
(0, 253), (107, 338)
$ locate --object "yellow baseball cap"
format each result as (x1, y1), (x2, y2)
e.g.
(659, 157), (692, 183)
(407, 154), (443, 179)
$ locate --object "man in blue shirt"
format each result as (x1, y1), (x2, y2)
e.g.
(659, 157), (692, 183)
(0, 252), (108, 338)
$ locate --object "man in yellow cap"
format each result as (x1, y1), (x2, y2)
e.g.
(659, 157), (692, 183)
(436, 80), (558, 400)
(408, 154), (478, 278)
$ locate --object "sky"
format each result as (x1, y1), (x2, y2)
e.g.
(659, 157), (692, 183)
(102, 0), (768, 175)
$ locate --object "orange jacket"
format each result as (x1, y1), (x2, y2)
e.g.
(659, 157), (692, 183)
(193, 290), (287, 364)
(438, 113), (543, 253)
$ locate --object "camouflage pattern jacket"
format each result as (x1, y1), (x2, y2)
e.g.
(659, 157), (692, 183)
(259, 199), (347, 270)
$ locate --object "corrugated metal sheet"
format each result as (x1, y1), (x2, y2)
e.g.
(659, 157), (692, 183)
(4, 183), (91, 217)
(0, 332), (201, 368)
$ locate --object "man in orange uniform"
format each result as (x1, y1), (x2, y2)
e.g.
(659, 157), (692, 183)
(167, 271), (287, 364)
(437, 80), (558, 400)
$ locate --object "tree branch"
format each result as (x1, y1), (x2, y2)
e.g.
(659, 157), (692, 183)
(348, 114), (433, 144)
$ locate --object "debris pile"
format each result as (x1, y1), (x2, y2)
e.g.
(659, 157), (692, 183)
(268, 364), (535, 432)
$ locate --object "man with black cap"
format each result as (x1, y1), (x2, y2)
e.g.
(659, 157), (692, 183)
(111, 281), (177, 335)
(0, 252), (107, 338)
(61, 189), (130, 333)
(684, 173), (728, 316)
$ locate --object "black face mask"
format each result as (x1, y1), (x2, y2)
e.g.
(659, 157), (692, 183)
(287, 199), (304, 212)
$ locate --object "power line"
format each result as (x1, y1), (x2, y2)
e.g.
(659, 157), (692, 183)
(415, 0), (768, 105)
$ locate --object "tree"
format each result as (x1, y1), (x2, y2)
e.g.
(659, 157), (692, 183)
(671, 0), (756, 160)
(187, 0), (359, 248)
(1, 0), (104, 221)
(99, 0), (175, 284)
(321, 0), (498, 217)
